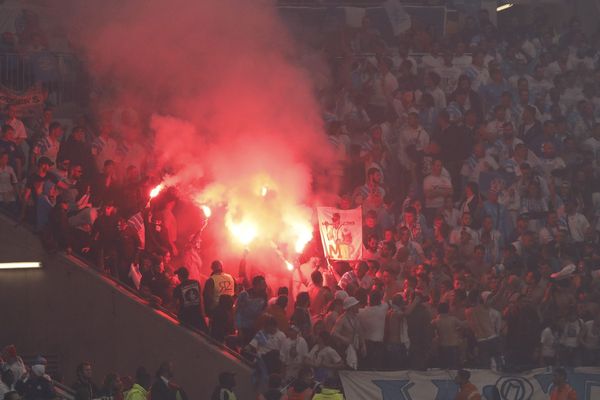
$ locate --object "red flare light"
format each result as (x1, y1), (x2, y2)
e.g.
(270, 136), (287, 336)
(149, 183), (165, 199)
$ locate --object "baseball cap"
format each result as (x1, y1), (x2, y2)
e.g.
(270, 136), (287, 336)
(343, 296), (359, 310)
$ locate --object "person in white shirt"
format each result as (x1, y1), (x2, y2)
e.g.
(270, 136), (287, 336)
(358, 290), (389, 369)
(565, 201), (590, 244)
(398, 111), (430, 171)
(0, 151), (17, 206)
(449, 212), (480, 246)
(280, 326), (309, 381)
(559, 310), (583, 366)
(424, 71), (447, 113)
(434, 50), (462, 96)
(4, 105), (27, 145)
(423, 159), (453, 222)
(247, 316), (286, 357)
(540, 321), (560, 366)
(581, 313), (600, 366)
(367, 58), (398, 121)
(307, 331), (343, 377)
(452, 42), (472, 72)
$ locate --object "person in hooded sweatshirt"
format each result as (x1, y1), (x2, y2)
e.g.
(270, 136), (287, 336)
(15, 356), (56, 400)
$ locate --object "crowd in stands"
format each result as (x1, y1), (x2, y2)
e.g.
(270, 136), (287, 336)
(1, 2), (600, 400)
(0, 344), (197, 400)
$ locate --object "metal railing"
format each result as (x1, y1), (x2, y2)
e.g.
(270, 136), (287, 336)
(0, 51), (85, 105)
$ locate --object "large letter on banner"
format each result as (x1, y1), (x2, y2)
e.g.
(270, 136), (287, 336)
(317, 206), (362, 261)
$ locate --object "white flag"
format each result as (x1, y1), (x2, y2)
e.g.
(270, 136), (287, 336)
(383, 0), (412, 36)
(317, 206), (363, 261)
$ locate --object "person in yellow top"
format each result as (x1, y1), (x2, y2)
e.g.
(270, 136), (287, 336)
(204, 260), (235, 317)
(550, 368), (577, 400)
(312, 377), (344, 400)
(125, 367), (152, 400)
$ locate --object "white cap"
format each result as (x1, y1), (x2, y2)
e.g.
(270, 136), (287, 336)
(343, 296), (360, 310)
(335, 290), (349, 301)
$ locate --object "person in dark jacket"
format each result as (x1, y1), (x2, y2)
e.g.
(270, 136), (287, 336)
(15, 356), (56, 400)
(173, 267), (207, 332)
(72, 361), (99, 400)
(151, 362), (185, 400)
(57, 127), (94, 181)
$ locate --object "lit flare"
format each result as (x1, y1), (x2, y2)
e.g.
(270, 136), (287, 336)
(149, 183), (165, 199)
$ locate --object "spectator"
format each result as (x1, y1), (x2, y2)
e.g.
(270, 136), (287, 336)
(0, 151), (18, 212)
(151, 362), (183, 400)
(210, 294), (235, 343)
(203, 260), (235, 318)
(432, 302), (466, 369)
(357, 290), (388, 370)
(423, 158), (453, 222)
(332, 296), (364, 370)
(307, 331), (343, 382)
(311, 376), (344, 400)
(265, 295), (289, 334)
(3, 105), (27, 146)
(1, 347), (26, 383)
(98, 373), (124, 400)
(247, 316), (285, 377)
(235, 275), (268, 344)
(31, 122), (62, 167)
(291, 292), (312, 339)
(210, 372), (236, 400)
(281, 325), (309, 381)
(286, 366), (315, 400)
(16, 356), (56, 400)
(258, 374), (285, 400)
(124, 367), (152, 400)
(72, 362), (99, 400)
(453, 369), (481, 400)
(56, 126), (95, 179)
(173, 267), (207, 332)
(549, 367), (576, 400)
(0, 370), (15, 399)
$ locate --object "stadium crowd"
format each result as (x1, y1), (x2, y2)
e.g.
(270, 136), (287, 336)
(0, 344), (202, 400)
(1, 3), (600, 400)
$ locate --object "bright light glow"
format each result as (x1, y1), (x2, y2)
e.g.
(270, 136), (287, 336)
(497, 3), (514, 11)
(200, 205), (212, 218)
(292, 222), (313, 253)
(0, 262), (42, 269)
(261, 186), (268, 197)
(229, 220), (258, 246)
(285, 261), (294, 271)
(149, 183), (165, 199)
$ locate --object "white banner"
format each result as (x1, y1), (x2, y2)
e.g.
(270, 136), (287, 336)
(317, 206), (362, 261)
(383, 0), (412, 36)
(340, 368), (600, 400)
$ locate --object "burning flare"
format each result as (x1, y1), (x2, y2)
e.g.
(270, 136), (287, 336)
(149, 183), (165, 199)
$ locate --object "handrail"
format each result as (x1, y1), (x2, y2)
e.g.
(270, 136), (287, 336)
(0, 210), (253, 368)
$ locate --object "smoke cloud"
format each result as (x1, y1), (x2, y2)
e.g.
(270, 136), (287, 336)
(61, 0), (332, 275)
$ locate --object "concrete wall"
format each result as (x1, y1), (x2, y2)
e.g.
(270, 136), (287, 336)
(0, 215), (253, 399)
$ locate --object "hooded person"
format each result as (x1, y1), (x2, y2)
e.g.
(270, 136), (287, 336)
(15, 356), (56, 400)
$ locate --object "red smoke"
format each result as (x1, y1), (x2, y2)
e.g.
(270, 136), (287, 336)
(62, 0), (332, 278)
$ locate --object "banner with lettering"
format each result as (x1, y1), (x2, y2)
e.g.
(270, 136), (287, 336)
(317, 206), (362, 261)
(0, 85), (46, 111)
(339, 368), (600, 400)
